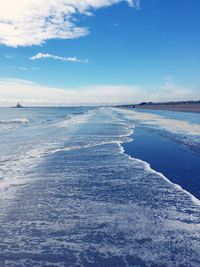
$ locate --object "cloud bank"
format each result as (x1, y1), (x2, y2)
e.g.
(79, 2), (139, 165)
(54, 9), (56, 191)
(0, 0), (139, 47)
(30, 53), (88, 63)
(0, 78), (198, 107)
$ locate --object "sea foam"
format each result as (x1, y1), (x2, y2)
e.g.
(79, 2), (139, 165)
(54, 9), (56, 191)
(0, 118), (29, 124)
(113, 108), (200, 136)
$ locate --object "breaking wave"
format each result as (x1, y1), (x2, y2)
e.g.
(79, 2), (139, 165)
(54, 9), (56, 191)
(0, 118), (29, 124)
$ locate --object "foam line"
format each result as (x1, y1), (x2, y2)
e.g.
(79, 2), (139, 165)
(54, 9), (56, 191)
(117, 135), (200, 207)
(113, 108), (200, 136)
(0, 118), (29, 124)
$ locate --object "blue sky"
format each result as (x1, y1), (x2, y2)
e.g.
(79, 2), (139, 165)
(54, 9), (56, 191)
(0, 0), (199, 105)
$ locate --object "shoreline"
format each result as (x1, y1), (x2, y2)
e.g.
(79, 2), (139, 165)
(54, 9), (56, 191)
(135, 103), (200, 113)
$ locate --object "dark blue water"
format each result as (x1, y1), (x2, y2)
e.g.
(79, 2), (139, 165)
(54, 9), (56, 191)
(123, 127), (200, 199)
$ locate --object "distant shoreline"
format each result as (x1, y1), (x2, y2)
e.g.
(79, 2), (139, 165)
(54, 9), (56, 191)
(135, 103), (200, 113)
(114, 101), (200, 114)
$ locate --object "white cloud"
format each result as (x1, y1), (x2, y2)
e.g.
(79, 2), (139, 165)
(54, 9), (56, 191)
(0, 0), (138, 47)
(150, 78), (200, 102)
(0, 79), (143, 106)
(0, 78), (198, 107)
(30, 53), (88, 63)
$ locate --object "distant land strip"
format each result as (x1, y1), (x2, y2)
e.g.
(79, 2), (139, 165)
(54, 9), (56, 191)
(114, 101), (200, 113)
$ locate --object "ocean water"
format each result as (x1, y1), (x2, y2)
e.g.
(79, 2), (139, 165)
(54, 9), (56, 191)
(123, 127), (200, 199)
(0, 107), (200, 267)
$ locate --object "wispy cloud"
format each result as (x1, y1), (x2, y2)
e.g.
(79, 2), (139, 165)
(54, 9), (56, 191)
(30, 53), (88, 63)
(0, 0), (139, 47)
(0, 78), (198, 107)
(0, 66), (39, 71)
(11, 66), (28, 71)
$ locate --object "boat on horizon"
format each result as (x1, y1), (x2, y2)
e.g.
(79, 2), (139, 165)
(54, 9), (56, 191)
(12, 102), (24, 108)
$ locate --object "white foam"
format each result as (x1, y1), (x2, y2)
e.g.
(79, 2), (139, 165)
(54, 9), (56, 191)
(0, 110), (96, 201)
(0, 118), (29, 124)
(113, 108), (200, 136)
(50, 140), (129, 154)
(0, 145), (48, 200)
(55, 110), (94, 128)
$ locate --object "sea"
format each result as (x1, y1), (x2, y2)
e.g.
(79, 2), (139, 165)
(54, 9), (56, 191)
(0, 106), (200, 267)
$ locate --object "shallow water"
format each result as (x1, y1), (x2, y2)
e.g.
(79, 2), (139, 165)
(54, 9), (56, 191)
(123, 126), (200, 199)
(0, 107), (200, 266)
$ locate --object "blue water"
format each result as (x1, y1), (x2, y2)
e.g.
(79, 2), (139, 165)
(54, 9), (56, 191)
(0, 107), (200, 266)
(123, 127), (200, 199)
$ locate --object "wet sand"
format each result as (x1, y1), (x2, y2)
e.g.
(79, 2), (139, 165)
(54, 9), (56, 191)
(135, 103), (200, 113)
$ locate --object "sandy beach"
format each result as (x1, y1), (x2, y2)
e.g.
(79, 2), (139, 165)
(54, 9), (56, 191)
(135, 103), (200, 113)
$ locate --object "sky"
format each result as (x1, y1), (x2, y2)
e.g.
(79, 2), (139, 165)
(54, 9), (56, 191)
(0, 0), (199, 106)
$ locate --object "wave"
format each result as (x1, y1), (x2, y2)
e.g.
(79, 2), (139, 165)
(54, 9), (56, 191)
(1, 107), (200, 266)
(112, 107), (200, 152)
(50, 139), (132, 154)
(50, 107), (200, 206)
(0, 109), (96, 200)
(54, 110), (95, 128)
(0, 118), (29, 124)
(119, 143), (200, 207)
